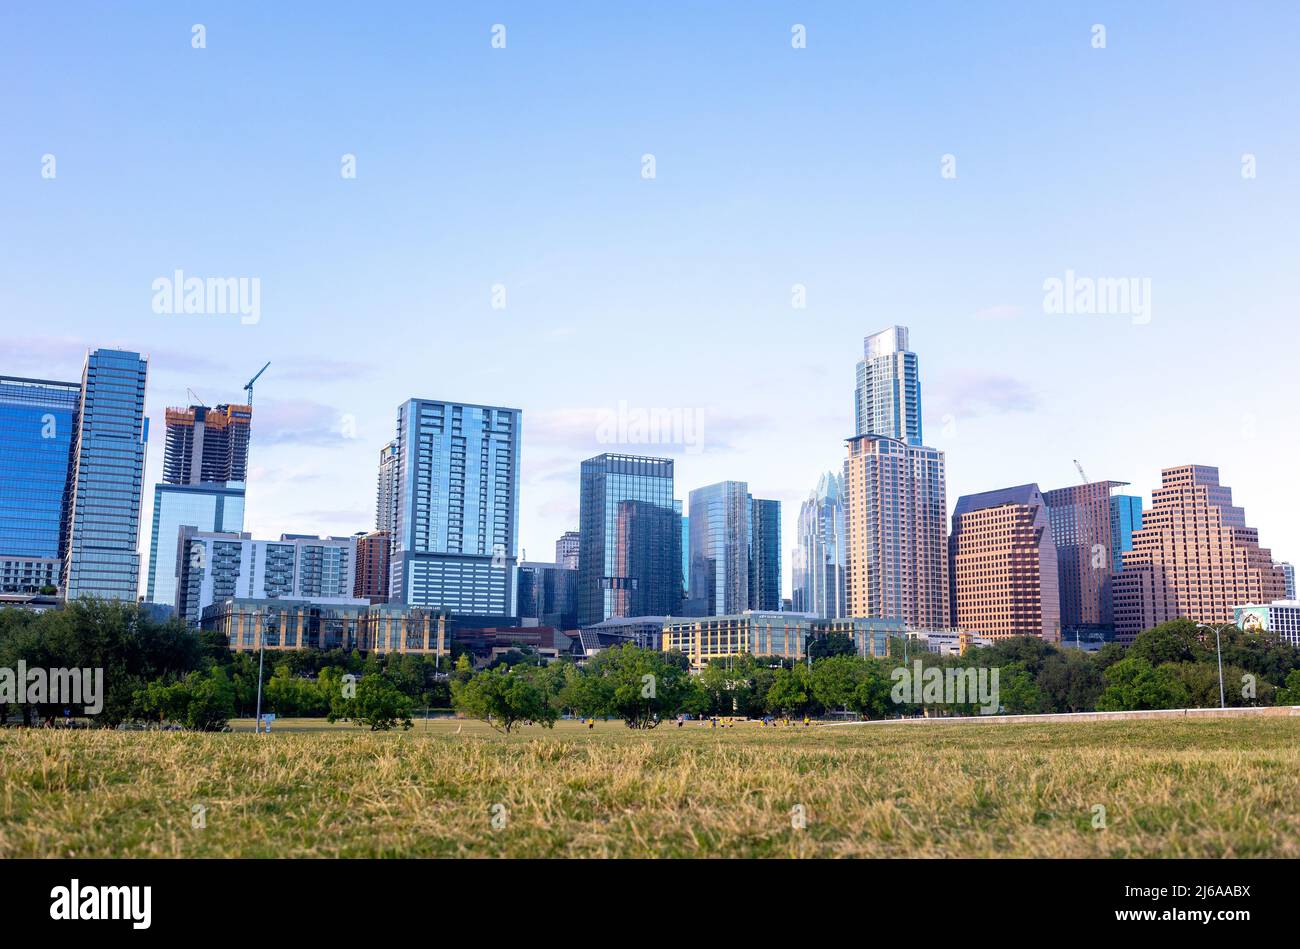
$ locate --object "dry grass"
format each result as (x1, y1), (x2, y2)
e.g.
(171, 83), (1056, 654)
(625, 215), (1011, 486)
(2, 717), (1297, 858)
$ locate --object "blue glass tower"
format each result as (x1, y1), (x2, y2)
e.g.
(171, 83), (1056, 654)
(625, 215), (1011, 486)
(578, 454), (680, 625)
(146, 482), (246, 609)
(748, 496), (782, 612)
(0, 375), (80, 593)
(63, 349), (149, 601)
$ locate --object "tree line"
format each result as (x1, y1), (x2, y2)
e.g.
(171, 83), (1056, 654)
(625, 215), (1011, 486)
(2, 601), (1298, 731)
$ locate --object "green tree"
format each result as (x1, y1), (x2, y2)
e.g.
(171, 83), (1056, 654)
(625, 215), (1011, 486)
(453, 665), (556, 733)
(1096, 657), (1191, 711)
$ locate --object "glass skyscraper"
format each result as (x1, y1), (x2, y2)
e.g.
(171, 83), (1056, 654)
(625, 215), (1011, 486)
(577, 453), (681, 625)
(146, 482), (246, 609)
(0, 374), (80, 593)
(390, 399), (520, 615)
(855, 325), (922, 445)
(63, 349), (149, 601)
(792, 470), (847, 618)
(688, 481), (751, 616)
(748, 496), (782, 612)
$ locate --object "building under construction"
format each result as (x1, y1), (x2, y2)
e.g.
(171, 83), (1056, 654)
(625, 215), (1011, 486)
(163, 403), (252, 485)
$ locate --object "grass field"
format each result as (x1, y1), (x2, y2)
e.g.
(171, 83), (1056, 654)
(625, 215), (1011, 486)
(2, 717), (1298, 858)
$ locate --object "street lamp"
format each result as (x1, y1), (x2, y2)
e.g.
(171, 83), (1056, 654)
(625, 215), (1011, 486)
(1196, 623), (1233, 710)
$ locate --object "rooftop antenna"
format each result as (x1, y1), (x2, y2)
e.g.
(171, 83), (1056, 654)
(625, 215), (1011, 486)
(244, 362), (270, 406)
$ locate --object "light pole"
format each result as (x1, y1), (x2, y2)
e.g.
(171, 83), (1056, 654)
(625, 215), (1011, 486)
(1196, 623), (1232, 709)
(253, 625), (266, 733)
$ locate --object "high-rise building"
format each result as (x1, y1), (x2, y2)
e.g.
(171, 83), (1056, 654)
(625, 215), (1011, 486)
(792, 470), (847, 618)
(1278, 562), (1296, 600)
(577, 453), (680, 625)
(376, 439), (399, 534)
(389, 400), (520, 615)
(353, 530), (391, 603)
(1113, 465), (1286, 643)
(844, 434), (949, 628)
(748, 496), (782, 612)
(950, 484), (1061, 641)
(63, 349), (149, 601)
(0, 374), (79, 593)
(1042, 481), (1143, 637)
(1233, 600), (1300, 649)
(855, 326), (922, 446)
(555, 530), (580, 570)
(162, 403), (251, 485)
(688, 481), (751, 616)
(145, 482), (245, 609)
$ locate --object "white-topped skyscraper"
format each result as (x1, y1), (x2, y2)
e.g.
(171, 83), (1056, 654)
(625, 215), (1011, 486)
(389, 399), (521, 616)
(855, 325), (922, 446)
(844, 326), (950, 627)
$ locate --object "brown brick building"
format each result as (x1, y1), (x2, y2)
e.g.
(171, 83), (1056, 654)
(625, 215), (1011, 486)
(949, 484), (1061, 642)
(1112, 465), (1286, 643)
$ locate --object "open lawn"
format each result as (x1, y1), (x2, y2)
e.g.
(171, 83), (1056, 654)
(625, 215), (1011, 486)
(2, 717), (1297, 858)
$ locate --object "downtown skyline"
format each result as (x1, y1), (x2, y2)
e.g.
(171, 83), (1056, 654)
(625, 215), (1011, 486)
(2, 2), (1297, 597)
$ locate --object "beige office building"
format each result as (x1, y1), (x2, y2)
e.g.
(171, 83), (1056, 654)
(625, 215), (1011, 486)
(844, 434), (950, 628)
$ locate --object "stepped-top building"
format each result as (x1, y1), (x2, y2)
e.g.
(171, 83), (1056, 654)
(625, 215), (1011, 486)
(1112, 465), (1285, 643)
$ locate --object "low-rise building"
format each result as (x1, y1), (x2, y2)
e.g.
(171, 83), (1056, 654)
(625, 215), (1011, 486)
(663, 612), (903, 670)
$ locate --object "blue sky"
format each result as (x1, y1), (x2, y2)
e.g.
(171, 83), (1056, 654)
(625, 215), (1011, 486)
(2, 2), (1297, 595)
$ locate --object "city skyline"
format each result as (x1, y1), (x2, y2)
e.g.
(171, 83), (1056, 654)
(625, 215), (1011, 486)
(3, 3), (1297, 598)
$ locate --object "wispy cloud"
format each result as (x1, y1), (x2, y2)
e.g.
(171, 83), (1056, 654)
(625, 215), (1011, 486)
(929, 371), (1040, 419)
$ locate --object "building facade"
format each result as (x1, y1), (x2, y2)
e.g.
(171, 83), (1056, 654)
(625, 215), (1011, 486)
(1278, 563), (1296, 600)
(663, 612), (901, 671)
(352, 530), (391, 602)
(688, 481), (750, 616)
(145, 482), (245, 609)
(577, 453), (681, 625)
(0, 374), (79, 593)
(748, 496), (782, 612)
(177, 531), (362, 626)
(1042, 481), (1142, 638)
(63, 349), (149, 601)
(555, 530), (580, 570)
(844, 434), (950, 628)
(855, 325), (922, 445)
(389, 399), (520, 615)
(162, 403), (251, 485)
(201, 597), (448, 656)
(517, 560), (578, 629)
(950, 484), (1061, 641)
(1113, 465), (1286, 643)
(792, 470), (847, 618)
(1233, 601), (1300, 650)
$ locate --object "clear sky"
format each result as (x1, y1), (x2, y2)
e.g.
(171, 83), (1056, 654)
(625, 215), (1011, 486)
(2, 2), (1297, 597)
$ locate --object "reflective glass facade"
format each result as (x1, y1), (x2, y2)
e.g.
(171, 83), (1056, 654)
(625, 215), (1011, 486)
(390, 400), (520, 614)
(63, 350), (149, 601)
(688, 481), (750, 616)
(0, 376), (79, 588)
(793, 471), (847, 618)
(146, 482), (246, 608)
(855, 326), (922, 446)
(748, 496), (782, 612)
(578, 454), (680, 625)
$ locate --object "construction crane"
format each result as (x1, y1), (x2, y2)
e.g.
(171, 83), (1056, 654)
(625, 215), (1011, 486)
(186, 387), (207, 408)
(1074, 459), (1089, 484)
(243, 362), (270, 406)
